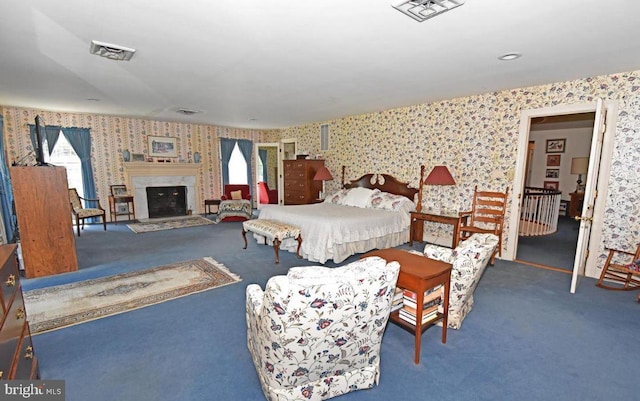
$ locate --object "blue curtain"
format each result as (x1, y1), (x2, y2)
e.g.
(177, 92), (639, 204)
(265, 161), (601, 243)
(28, 124), (62, 158)
(0, 116), (17, 243)
(61, 127), (97, 216)
(237, 139), (253, 198)
(220, 138), (236, 187)
(258, 149), (267, 182)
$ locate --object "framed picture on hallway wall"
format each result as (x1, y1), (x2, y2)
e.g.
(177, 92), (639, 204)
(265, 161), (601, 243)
(545, 169), (559, 178)
(546, 138), (566, 153)
(547, 154), (561, 166)
(543, 181), (559, 190)
(148, 136), (178, 158)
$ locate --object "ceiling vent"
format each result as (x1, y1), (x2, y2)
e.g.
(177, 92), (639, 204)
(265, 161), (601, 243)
(90, 40), (136, 61)
(392, 0), (465, 22)
(176, 108), (201, 116)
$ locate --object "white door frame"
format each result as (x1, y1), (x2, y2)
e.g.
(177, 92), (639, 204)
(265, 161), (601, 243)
(506, 101), (617, 282)
(254, 142), (280, 208)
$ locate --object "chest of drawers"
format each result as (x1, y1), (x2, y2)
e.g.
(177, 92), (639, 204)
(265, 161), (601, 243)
(283, 160), (325, 205)
(0, 244), (39, 380)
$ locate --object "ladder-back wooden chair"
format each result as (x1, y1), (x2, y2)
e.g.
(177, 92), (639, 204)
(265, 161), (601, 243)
(458, 186), (509, 265)
(596, 244), (640, 295)
(68, 188), (106, 236)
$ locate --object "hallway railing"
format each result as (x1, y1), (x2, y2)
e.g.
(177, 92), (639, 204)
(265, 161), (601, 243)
(519, 187), (561, 236)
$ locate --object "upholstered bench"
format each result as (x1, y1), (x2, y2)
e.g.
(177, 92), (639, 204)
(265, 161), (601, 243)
(242, 219), (302, 264)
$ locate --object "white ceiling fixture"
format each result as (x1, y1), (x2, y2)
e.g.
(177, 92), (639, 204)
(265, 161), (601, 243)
(89, 40), (136, 61)
(176, 108), (201, 116)
(499, 53), (522, 61)
(392, 0), (465, 22)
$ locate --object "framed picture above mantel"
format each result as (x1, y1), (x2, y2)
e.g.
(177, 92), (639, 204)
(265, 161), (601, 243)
(148, 136), (178, 158)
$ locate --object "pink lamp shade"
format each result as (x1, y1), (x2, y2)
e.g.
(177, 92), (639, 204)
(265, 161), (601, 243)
(424, 166), (455, 185)
(313, 166), (333, 181)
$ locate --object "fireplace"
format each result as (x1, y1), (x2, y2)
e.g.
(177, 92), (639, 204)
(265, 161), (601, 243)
(146, 186), (187, 218)
(124, 163), (202, 220)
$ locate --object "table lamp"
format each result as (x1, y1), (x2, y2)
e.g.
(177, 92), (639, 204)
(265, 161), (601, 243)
(313, 166), (333, 200)
(570, 157), (589, 192)
(424, 165), (456, 213)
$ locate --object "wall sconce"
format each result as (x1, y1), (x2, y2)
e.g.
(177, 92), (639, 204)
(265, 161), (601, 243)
(570, 157), (589, 193)
(313, 166), (333, 200)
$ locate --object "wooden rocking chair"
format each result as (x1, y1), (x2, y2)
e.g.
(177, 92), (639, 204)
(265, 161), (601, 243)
(596, 244), (640, 298)
(458, 186), (509, 265)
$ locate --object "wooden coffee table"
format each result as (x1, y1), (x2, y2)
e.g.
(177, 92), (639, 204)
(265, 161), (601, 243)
(362, 248), (452, 364)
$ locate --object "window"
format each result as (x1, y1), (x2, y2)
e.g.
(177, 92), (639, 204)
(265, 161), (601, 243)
(44, 133), (84, 198)
(228, 142), (247, 184)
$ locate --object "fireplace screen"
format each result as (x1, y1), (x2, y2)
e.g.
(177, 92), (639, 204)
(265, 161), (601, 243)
(146, 186), (187, 218)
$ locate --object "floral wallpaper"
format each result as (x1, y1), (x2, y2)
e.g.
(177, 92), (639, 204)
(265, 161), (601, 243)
(3, 69), (640, 276)
(275, 70), (640, 276)
(0, 108), (267, 213)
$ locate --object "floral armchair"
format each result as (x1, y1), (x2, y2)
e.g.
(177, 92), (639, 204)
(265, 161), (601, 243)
(246, 257), (400, 401)
(421, 233), (499, 329)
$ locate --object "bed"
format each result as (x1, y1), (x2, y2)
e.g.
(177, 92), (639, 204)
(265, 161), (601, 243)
(257, 169), (418, 263)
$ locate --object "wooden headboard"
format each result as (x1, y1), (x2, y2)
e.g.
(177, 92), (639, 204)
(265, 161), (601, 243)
(341, 166), (419, 201)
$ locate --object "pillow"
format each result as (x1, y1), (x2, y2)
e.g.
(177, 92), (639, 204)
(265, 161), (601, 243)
(370, 191), (415, 212)
(324, 188), (350, 204)
(342, 187), (376, 208)
(230, 190), (243, 200)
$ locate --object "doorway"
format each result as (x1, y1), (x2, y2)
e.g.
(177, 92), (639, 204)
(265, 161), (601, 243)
(506, 100), (617, 292)
(254, 142), (280, 207)
(515, 113), (595, 273)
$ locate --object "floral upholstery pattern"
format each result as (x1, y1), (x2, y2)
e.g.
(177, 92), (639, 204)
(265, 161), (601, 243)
(214, 199), (252, 223)
(369, 191), (414, 213)
(422, 233), (499, 329)
(323, 189), (351, 205)
(243, 219), (301, 242)
(246, 257), (400, 401)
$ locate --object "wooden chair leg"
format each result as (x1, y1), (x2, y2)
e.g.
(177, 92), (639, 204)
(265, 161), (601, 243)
(102, 215), (107, 231)
(295, 235), (302, 259)
(76, 219), (81, 236)
(273, 238), (281, 264)
(242, 229), (248, 250)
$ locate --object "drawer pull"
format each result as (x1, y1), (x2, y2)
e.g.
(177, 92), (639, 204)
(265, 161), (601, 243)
(16, 306), (25, 320)
(24, 346), (34, 360)
(5, 274), (15, 287)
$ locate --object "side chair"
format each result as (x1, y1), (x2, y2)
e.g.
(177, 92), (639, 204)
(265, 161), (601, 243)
(68, 188), (107, 236)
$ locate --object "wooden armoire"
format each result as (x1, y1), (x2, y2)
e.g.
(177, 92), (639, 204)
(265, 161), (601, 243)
(283, 159), (324, 205)
(10, 166), (78, 278)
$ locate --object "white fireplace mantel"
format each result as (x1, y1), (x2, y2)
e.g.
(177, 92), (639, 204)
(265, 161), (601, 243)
(123, 162), (203, 219)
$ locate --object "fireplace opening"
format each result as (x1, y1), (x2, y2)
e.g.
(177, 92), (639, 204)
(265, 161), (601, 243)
(146, 186), (187, 218)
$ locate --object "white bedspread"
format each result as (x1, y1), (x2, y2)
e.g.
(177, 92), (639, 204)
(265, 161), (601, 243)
(257, 202), (410, 263)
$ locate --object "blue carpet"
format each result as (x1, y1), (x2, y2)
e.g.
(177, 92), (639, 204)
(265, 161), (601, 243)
(23, 219), (639, 401)
(516, 216), (580, 271)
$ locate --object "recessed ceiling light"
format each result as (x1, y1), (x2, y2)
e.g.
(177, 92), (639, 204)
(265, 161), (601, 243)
(498, 53), (522, 61)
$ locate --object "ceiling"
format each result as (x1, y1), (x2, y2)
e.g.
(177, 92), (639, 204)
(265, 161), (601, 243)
(1, 1), (639, 129)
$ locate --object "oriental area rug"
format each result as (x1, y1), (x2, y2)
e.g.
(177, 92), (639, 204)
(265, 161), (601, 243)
(127, 215), (213, 233)
(23, 257), (241, 334)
